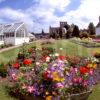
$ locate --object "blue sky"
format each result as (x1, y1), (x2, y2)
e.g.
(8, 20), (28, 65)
(0, 0), (100, 32)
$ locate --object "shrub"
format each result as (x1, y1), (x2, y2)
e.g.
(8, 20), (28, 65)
(0, 63), (7, 77)
(80, 32), (89, 38)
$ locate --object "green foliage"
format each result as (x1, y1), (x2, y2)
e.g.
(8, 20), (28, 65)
(0, 63), (7, 77)
(80, 32), (89, 38)
(88, 22), (95, 35)
(72, 25), (80, 37)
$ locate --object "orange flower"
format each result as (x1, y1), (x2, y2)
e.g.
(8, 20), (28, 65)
(23, 59), (32, 65)
(28, 49), (33, 53)
(87, 63), (97, 69)
(46, 96), (52, 100)
(52, 72), (64, 82)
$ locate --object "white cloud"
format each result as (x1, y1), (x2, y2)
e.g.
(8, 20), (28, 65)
(0, 0), (100, 32)
(39, 0), (70, 11)
(0, 8), (34, 31)
(66, 0), (100, 28)
(27, 0), (100, 32)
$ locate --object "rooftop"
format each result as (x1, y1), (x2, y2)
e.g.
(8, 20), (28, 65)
(0, 22), (24, 35)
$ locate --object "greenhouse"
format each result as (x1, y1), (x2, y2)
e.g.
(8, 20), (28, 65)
(0, 22), (29, 45)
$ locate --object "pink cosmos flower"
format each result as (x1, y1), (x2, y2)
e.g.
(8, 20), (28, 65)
(78, 77), (82, 83)
(56, 83), (64, 88)
(83, 81), (88, 86)
(11, 73), (17, 81)
(70, 67), (74, 72)
(74, 68), (78, 73)
(73, 78), (78, 83)
(27, 86), (35, 93)
(89, 69), (93, 75)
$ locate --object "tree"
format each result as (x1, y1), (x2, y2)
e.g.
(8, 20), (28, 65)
(41, 29), (45, 35)
(72, 25), (80, 37)
(59, 27), (63, 38)
(88, 22), (95, 35)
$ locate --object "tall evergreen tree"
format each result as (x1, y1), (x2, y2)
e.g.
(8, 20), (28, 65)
(72, 25), (80, 37)
(88, 22), (95, 35)
(59, 27), (63, 38)
(41, 29), (45, 35)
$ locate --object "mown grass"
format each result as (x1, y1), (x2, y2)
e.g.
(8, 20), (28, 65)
(0, 39), (100, 63)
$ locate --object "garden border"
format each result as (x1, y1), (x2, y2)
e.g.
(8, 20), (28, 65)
(69, 40), (100, 48)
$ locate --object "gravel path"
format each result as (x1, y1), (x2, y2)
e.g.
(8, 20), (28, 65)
(0, 45), (22, 53)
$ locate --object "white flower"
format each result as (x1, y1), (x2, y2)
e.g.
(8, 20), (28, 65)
(36, 62), (40, 65)
(49, 54), (52, 57)
(32, 69), (34, 71)
(55, 53), (59, 57)
(59, 48), (63, 50)
(58, 60), (63, 63)
(53, 63), (57, 67)
(46, 56), (50, 62)
(64, 60), (68, 64)
(44, 68), (47, 71)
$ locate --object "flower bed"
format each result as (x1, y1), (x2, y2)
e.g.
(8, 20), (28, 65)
(70, 38), (100, 48)
(5, 46), (99, 100)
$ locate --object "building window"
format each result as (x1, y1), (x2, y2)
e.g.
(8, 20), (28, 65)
(5, 33), (14, 38)
(0, 35), (4, 41)
(16, 29), (24, 37)
(10, 33), (14, 37)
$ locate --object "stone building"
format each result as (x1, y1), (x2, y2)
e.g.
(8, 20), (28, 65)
(96, 16), (100, 36)
(49, 21), (70, 38)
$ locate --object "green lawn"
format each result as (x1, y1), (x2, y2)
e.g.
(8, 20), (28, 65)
(0, 39), (100, 100)
(0, 40), (100, 63)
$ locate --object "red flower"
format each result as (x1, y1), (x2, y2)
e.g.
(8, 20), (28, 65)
(23, 59), (32, 65)
(43, 71), (52, 80)
(58, 55), (65, 60)
(12, 62), (20, 69)
(80, 67), (89, 74)
(43, 56), (50, 61)
(43, 71), (49, 79)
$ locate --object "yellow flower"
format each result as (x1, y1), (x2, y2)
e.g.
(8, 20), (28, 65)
(60, 77), (64, 81)
(52, 72), (64, 82)
(46, 96), (52, 100)
(87, 63), (97, 69)
(52, 72), (60, 81)
(87, 64), (93, 68)
(92, 64), (97, 69)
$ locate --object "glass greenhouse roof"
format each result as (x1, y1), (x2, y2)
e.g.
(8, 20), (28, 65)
(0, 22), (23, 34)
